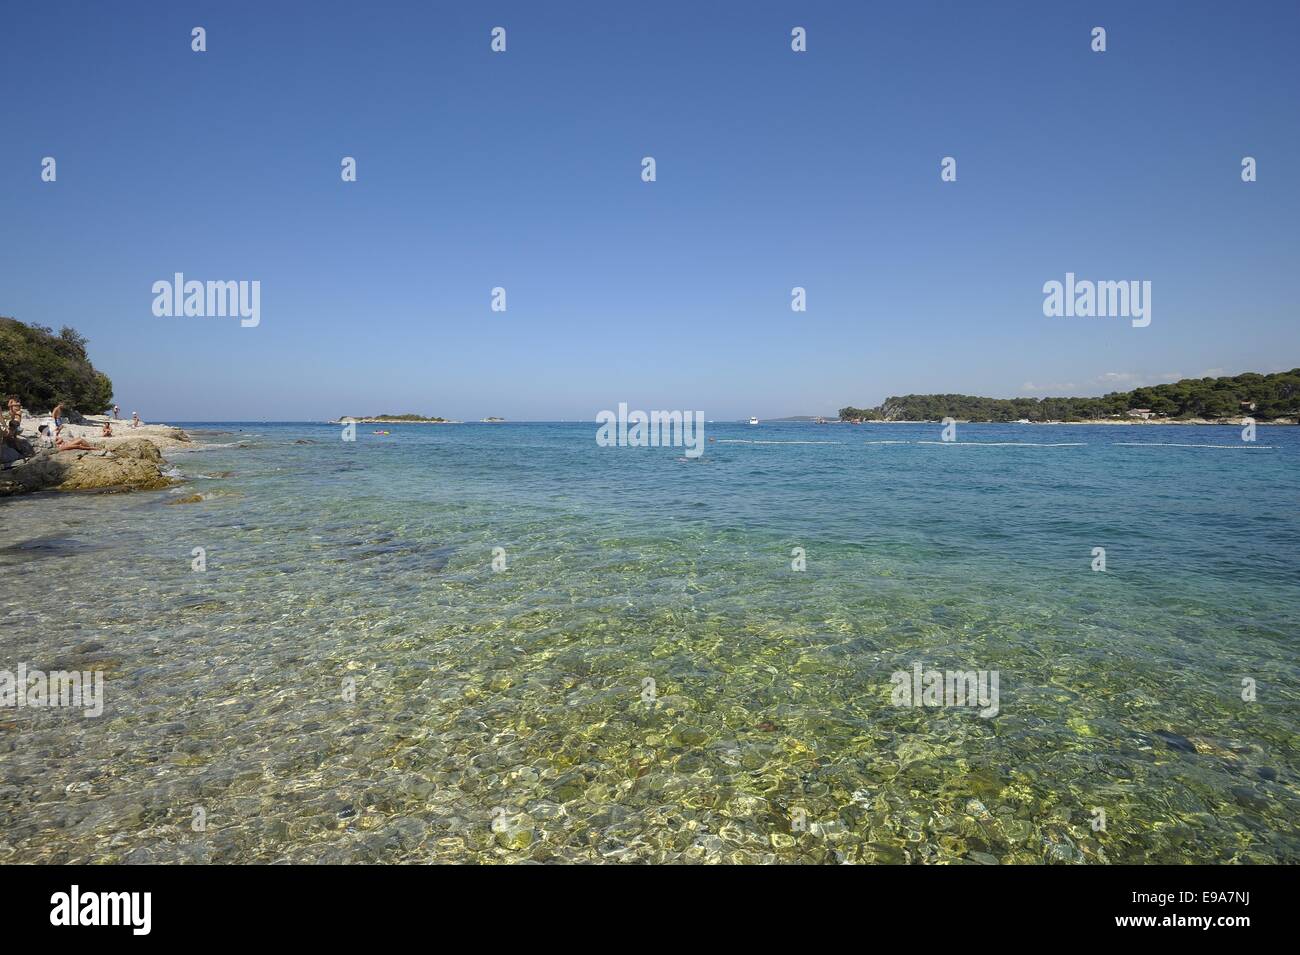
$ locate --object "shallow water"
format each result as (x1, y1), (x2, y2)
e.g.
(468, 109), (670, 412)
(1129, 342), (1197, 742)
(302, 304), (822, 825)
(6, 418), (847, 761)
(1, 421), (1297, 863)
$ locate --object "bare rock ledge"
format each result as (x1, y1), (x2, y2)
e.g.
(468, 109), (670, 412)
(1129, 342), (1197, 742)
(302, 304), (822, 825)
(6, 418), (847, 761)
(0, 439), (175, 496)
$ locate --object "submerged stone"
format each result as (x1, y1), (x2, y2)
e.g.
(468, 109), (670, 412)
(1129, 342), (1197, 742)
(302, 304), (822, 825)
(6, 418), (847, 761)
(1153, 730), (1196, 753)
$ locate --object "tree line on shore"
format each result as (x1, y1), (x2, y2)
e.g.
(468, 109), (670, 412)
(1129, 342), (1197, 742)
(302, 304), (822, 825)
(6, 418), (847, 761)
(839, 369), (1300, 422)
(0, 317), (114, 415)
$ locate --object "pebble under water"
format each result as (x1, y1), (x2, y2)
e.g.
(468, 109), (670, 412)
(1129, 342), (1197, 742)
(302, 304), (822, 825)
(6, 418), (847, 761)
(1, 421), (1297, 864)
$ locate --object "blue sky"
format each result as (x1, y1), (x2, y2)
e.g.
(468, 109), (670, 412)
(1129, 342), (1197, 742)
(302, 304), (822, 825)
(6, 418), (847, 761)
(2, 1), (1297, 421)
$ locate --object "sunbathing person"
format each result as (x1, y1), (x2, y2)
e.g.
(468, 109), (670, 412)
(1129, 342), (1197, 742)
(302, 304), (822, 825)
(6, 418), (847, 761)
(57, 436), (98, 452)
(40, 425), (97, 452)
(101, 421), (113, 437)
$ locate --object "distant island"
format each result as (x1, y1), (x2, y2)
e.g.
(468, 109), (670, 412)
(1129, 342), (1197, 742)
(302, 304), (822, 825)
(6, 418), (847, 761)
(335, 414), (460, 424)
(838, 369), (1299, 424)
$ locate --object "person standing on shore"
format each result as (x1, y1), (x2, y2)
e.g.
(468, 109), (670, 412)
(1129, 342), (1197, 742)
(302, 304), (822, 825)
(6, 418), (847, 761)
(131, 411), (140, 428)
(112, 404), (120, 420)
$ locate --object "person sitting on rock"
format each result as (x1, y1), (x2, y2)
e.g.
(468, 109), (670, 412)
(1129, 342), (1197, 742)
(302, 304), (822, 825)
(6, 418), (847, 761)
(101, 421), (113, 438)
(3, 397), (33, 458)
(1, 419), (32, 466)
(5, 396), (22, 434)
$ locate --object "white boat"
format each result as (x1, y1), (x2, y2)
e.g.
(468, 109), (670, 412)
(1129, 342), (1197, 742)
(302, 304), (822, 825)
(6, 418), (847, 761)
(1016, 418), (1031, 424)
(748, 416), (759, 425)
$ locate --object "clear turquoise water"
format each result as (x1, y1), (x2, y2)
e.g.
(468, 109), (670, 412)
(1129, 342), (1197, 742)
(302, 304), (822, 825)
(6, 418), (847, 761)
(1, 421), (1297, 863)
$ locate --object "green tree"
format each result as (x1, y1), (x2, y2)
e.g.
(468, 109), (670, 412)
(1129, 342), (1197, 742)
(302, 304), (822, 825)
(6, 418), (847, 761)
(0, 317), (115, 415)
(839, 369), (1300, 422)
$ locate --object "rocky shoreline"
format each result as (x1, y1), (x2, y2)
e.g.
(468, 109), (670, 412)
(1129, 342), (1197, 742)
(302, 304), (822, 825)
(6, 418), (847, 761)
(1, 415), (193, 497)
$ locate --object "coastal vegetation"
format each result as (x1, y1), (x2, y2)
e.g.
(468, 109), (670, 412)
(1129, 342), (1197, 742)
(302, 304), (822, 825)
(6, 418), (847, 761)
(1, 316), (190, 495)
(839, 369), (1300, 422)
(0, 317), (114, 415)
